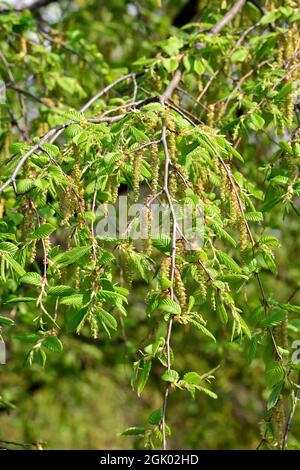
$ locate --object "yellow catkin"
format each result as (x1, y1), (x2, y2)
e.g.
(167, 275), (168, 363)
(75, 266), (81, 291)
(196, 178), (204, 196)
(151, 143), (159, 195)
(19, 36), (27, 59)
(161, 257), (171, 280)
(146, 205), (152, 256)
(239, 220), (248, 253)
(220, 166), (228, 202)
(29, 241), (37, 263)
(133, 151), (143, 202)
(169, 170), (177, 200)
(111, 177), (120, 204)
(0, 198), (4, 218)
(230, 190), (239, 224)
(166, 114), (176, 160)
(174, 268), (187, 312)
(89, 312), (99, 339)
(207, 104), (215, 128)
(277, 45), (284, 67)
(173, 93), (180, 107)
(38, 122), (49, 137)
(197, 78), (203, 93)
(44, 236), (51, 256)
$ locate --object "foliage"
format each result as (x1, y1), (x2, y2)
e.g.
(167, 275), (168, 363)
(0, 0), (300, 450)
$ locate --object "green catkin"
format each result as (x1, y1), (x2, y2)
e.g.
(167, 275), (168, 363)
(197, 266), (207, 300)
(207, 104), (215, 128)
(232, 124), (240, 142)
(174, 268), (187, 312)
(151, 143), (159, 195)
(146, 205), (152, 256)
(284, 27), (295, 129)
(133, 150), (143, 202)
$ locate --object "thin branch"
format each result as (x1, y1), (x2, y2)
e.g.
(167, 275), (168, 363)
(210, 0), (247, 35)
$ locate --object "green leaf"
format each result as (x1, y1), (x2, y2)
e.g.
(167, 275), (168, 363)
(260, 10), (281, 25)
(190, 319), (216, 342)
(198, 386), (218, 399)
(0, 315), (15, 326)
(48, 285), (75, 297)
(0, 242), (18, 255)
(230, 48), (248, 62)
(265, 361), (284, 388)
(43, 336), (63, 353)
(267, 382), (283, 410)
(53, 246), (91, 267)
(137, 359), (152, 396)
(121, 427), (146, 436)
(20, 272), (42, 286)
(2, 254), (26, 276)
(194, 58), (204, 75)
(183, 372), (202, 385)
(248, 337), (257, 365)
(148, 408), (163, 426)
(130, 127), (150, 143)
(158, 298), (181, 315)
(32, 223), (55, 239)
(248, 112), (265, 131)
(162, 57), (179, 73)
(236, 313), (252, 339)
(280, 303), (300, 314)
(261, 310), (286, 329)
(96, 306), (117, 331)
(162, 369), (179, 383)
(216, 295), (228, 325)
(216, 251), (241, 273)
(60, 294), (84, 307)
